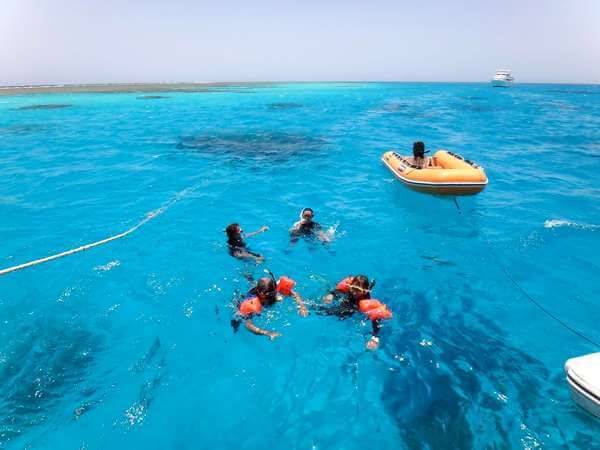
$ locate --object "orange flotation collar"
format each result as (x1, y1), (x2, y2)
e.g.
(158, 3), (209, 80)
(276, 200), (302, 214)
(276, 276), (296, 296)
(239, 296), (263, 317)
(358, 299), (392, 321)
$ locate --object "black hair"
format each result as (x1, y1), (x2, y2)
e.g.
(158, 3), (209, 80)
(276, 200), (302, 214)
(225, 223), (240, 240)
(256, 277), (276, 294)
(352, 275), (369, 291)
(413, 141), (425, 159)
(256, 277), (277, 305)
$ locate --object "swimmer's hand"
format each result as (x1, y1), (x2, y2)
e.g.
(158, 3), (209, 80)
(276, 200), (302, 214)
(259, 226), (269, 233)
(366, 336), (379, 351)
(268, 332), (281, 341)
(322, 293), (334, 304)
(298, 305), (309, 317)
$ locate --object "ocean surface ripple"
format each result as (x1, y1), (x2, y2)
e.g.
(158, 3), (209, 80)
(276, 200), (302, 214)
(0, 83), (599, 449)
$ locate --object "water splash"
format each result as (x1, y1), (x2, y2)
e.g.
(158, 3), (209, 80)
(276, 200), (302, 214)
(543, 219), (599, 231)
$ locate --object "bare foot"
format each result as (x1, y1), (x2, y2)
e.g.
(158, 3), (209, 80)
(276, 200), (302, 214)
(366, 337), (379, 351)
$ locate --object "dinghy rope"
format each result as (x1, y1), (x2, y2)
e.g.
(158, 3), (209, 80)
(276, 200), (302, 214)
(453, 197), (599, 349)
(0, 185), (199, 276)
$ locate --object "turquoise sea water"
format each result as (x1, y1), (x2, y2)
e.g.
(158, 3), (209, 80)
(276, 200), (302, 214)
(1, 83), (599, 449)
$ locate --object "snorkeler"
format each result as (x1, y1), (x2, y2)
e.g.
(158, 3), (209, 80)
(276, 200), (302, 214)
(225, 223), (269, 263)
(289, 208), (330, 243)
(320, 275), (392, 350)
(233, 272), (308, 340)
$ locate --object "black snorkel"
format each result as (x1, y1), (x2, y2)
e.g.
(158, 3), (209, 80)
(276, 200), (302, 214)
(369, 279), (376, 291)
(264, 269), (277, 285)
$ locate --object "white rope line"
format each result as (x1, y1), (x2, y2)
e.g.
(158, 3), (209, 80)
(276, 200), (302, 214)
(0, 185), (198, 276)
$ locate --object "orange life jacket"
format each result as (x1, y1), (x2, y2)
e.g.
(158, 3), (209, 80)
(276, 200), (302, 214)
(238, 297), (263, 317)
(276, 276), (296, 296)
(336, 276), (353, 293)
(358, 299), (392, 321)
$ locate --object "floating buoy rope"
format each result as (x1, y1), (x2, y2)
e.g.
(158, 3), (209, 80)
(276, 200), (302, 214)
(0, 184), (199, 276)
(454, 197), (599, 349)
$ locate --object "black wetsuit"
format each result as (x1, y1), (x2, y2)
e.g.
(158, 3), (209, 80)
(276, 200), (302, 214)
(290, 221), (321, 242)
(317, 291), (381, 336)
(227, 236), (262, 260)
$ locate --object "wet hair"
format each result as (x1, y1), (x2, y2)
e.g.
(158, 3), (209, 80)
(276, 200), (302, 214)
(301, 207), (314, 218)
(225, 223), (241, 240)
(413, 141), (425, 159)
(351, 275), (370, 291)
(256, 277), (277, 304)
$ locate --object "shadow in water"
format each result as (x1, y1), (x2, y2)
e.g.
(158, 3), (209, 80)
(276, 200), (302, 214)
(379, 289), (598, 449)
(176, 131), (328, 163)
(16, 104), (72, 110)
(137, 95), (170, 100)
(123, 337), (167, 427)
(0, 320), (103, 445)
(0, 124), (48, 136)
(548, 90), (600, 95)
(267, 102), (303, 110)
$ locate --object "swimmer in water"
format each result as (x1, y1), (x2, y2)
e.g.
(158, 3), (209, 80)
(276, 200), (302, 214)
(320, 274), (392, 350)
(225, 223), (269, 263)
(289, 208), (330, 244)
(232, 273), (308, 340)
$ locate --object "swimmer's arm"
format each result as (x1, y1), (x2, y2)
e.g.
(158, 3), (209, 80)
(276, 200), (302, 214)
(290, 290), (308, 317)
(289, 220), (303, 234)
(244, 226), (269, 238)
(245, 319), (280, 340)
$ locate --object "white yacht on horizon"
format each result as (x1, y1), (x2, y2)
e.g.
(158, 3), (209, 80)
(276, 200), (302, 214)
(491, 69), (514, 87)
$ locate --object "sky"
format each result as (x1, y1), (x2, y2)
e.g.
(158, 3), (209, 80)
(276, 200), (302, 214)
(1, 0), (599, 85)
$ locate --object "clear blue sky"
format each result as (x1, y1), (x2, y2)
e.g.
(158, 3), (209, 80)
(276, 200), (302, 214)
(2, 0), (599, 85)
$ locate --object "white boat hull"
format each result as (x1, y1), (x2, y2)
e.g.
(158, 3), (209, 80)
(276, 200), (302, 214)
(565, 353), (600, 418)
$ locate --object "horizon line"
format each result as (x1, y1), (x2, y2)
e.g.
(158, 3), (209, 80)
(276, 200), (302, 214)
(0, 80), (598, 96)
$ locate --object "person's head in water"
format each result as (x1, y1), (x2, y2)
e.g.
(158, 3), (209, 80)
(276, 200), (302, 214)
(256, 277), (277, 304)
(226, 223), (242, 241)
(413, 141), (425, 159)
(349, 275), (370, 300)
(300, 208), (314, 223)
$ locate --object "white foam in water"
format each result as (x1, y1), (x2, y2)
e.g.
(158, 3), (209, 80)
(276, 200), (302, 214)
(324, 222), (345, 241)
(95, 260), (121, 272)
(544, 219), (599, 230)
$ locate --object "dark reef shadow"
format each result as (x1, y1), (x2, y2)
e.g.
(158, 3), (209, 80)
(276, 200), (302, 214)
(16, 104), (72, 110)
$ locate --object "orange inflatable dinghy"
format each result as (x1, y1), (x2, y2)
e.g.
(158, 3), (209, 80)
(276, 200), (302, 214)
(381, 150), (488, 195)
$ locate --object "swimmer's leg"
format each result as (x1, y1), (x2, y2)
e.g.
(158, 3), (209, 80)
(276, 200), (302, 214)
(366, 320), (381, 350)
(233, 249), (264, 263)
